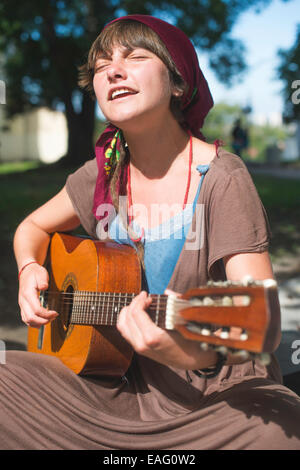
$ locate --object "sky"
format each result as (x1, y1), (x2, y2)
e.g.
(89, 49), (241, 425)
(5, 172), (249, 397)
(199, 0), (300, 125)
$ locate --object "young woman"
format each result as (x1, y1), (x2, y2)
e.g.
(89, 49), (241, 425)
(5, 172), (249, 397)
(2, 14), (300, 450)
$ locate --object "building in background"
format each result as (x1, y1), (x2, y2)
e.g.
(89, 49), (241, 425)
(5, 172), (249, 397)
(0, 106), (67, 164)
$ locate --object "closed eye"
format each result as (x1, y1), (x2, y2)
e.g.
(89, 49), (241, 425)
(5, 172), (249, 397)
(129, 55), (148, 59)
(94, 57), (111, 72)
(128, 54), (151, 61)
(94, 63), (109, 73)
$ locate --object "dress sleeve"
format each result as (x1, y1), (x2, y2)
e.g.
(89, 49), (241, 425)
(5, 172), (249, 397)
(65, 158), (98, 238)
(207, 166), (272, 278)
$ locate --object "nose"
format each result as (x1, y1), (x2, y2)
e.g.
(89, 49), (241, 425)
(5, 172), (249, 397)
(106, 59), (127, 82)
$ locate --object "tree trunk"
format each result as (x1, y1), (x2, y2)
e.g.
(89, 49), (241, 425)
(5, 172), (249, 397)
(64, 91), (96, 168)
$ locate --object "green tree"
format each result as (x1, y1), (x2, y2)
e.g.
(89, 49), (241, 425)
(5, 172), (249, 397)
(0, 0), (289, 166)
(202, 102), (242, 144)
(277, 23), (300, 122)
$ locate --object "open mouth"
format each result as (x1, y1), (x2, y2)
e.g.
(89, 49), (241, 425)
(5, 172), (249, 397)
(110, 88), (138, 101)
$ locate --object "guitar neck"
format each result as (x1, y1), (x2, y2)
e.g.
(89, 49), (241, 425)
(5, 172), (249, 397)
(65, 291), (172, 329)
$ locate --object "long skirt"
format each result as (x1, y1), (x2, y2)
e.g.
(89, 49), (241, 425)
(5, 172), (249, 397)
(0, 350), (300, 450)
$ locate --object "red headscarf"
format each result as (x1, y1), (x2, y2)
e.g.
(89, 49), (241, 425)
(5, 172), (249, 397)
(93, 14), (213, 220)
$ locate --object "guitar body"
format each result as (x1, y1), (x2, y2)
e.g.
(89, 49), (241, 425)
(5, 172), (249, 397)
(27, 232), (141, 376)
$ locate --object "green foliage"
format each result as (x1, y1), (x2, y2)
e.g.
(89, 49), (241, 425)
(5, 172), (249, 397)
(0, 0), (292, 164)
(202, 102), (291, 161)
(246, 123), (290, 162)
(94, 118), (107, 144)
(202, 101), (242, 144)
(0, 0), (281, 119)
(0, 161), (40, 175)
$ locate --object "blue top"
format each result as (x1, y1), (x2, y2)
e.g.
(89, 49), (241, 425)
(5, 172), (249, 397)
(108, 164), (210, 294)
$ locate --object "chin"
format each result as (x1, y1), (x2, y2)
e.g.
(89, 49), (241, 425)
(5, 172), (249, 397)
(109, 113), (148, 132)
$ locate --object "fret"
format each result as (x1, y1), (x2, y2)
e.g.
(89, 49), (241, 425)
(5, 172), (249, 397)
(83, 291), (87, 322)
(72, 291), (77, 323)
(95, 291), (100, 324)
(106, 293), (109, 324)
(81, 291), (84, 322)
(155, 294), (160, 326)
(87, 291), (90, 323)
(90, 292), (95, 324)
(77, 291), (81, 322)
(82, 291), (85, 321)
(100, 292), (104, 325)
(112, 292), (116, 325)
(117, 292), (121, 323)
(78, 291), (82, 320)
(105, 292), (109, 325)
(107, 292), (111, 324)
(94, 292), (98, 323)
(89, 292), (93, 323)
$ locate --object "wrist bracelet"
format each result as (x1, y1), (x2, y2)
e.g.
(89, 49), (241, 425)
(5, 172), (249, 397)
(18, 261), (39, 280)
(192, 351), (227, 379)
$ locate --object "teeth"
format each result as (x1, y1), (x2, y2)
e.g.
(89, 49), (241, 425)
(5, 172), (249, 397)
(111, 88), (135, 100)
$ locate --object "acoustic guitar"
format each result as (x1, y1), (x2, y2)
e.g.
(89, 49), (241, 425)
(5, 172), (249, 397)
(27, 232), (281, 377)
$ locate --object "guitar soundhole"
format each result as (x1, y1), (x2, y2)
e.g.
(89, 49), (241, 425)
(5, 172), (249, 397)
(62, 285), (74, 332)
(56, 273), (77, 341)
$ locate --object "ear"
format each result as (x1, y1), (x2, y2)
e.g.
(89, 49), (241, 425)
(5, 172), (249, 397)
(172, 88), (183, 98)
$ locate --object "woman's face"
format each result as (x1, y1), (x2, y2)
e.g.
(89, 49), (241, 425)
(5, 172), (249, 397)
(93, 45), (177, 130)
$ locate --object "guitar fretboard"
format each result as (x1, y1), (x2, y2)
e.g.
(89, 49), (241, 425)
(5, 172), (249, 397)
(65, 291), (169, 328)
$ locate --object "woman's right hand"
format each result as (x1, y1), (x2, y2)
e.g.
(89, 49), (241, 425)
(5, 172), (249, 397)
(18, 263), (58, 328)
(14, 186), (80, 329)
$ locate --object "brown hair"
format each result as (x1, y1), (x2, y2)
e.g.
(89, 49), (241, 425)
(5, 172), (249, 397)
(79, 19), (187, 119)
(79, 20), (188, 266)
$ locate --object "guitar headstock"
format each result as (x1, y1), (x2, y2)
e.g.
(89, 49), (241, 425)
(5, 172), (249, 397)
(168, 277), (280, 364)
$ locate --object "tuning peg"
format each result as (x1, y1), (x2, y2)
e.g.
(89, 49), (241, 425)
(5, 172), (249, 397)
(222, 296), (233, 306)
(200, 325), (212, 336)
(199, 342), (210, 351)
(220, 327), (230, 339)
(231, 349), (250, 360)
(186, 322), (212, 337)
(203, 296), (214, 306)
(240, 329), (248, 341)
(189, 297), (203, 306)
(242, 275), (254, 286)
(186, 322), (203, 335)
(257, 353), (271, 365)
(262, 279), (277, 288)
(214, 345), (228, 356)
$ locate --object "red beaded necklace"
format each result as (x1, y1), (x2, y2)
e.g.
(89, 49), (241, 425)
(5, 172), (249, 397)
(127, 132), (193, 243)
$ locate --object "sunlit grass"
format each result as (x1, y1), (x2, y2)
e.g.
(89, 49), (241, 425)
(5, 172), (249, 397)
(0, 161), (41, 175)
(252, 174), (300, 208)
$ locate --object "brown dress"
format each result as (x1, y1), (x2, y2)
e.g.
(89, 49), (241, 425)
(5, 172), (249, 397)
(1, 149), (300, 450)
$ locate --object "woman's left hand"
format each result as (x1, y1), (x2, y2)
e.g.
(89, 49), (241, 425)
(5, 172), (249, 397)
(116, 290), (217, 370)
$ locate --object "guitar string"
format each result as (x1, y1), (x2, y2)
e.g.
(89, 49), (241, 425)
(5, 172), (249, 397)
(41, 291), (168, 299)
(41, 291), (240, 302)
(48, 295), (241, 333)
(43, 293), (244, 329)
(47, 298), (232, 310)
(41, 292), (231, 306)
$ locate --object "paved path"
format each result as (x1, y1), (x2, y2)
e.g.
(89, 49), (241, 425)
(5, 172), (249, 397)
(275, 277), (300, 377)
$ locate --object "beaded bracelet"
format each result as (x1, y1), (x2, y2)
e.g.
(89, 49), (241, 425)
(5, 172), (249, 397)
(192, 352), (227, 379)
(18, 261), (39, 280)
